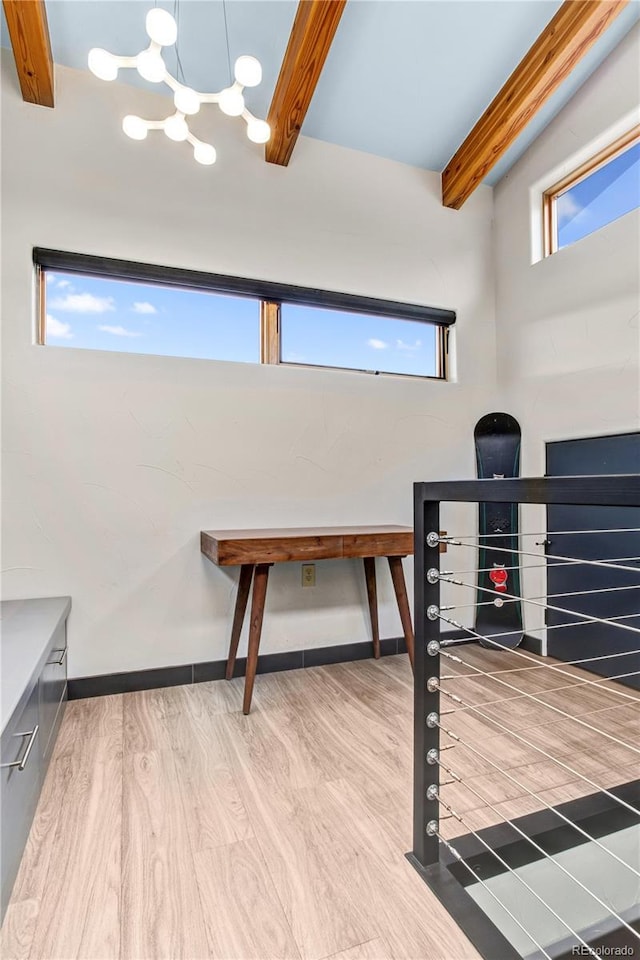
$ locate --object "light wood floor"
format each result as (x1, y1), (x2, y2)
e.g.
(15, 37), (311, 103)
(2, 649), (638, 960)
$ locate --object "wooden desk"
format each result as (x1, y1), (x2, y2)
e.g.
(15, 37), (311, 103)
(201, 525), (415, 714)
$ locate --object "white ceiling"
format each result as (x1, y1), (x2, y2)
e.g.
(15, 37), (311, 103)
(3, 0), (639, 184)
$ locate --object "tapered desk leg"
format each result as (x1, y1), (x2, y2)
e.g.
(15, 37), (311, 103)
(388, 555), (415, 670)
(363, 557), (380, 659)
(226, 564), (254, 680)
(243, 563), (271, 715)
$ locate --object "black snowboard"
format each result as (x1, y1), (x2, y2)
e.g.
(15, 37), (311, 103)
(474, 413), (523, 649)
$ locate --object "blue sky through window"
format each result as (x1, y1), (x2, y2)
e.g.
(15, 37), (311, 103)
(280, 304), (438, 377)
(44, 271), (260, 363)
(556, 140), (640, 250)
(44, 270), (441, 377)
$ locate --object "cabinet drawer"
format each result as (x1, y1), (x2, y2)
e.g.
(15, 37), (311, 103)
(1, 682), (41, 917)
(39, 621), (67, 761)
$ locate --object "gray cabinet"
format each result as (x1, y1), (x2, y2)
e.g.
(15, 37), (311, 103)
(1, 682), (41, 919)
(39, 621), (68, 761)
(0, 597), (70, 919)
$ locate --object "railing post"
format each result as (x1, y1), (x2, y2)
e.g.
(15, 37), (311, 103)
(412, 487), (441, 867)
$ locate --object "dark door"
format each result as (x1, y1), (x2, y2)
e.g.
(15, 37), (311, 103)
(546, 433), (640, 690)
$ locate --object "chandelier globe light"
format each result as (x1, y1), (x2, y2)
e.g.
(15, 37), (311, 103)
(218, 86), (245, 117)
(122, 115), (148, 140)
(145, 7), (178, 46)
(174, 86), (200, 115)
(88, 6), (271, 166)
(88, 48), (119, 82)
(234, 55), (262, 88)
(136, 49), (166, 83)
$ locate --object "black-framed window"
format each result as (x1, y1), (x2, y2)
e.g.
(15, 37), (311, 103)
(34, 249), (455, 379)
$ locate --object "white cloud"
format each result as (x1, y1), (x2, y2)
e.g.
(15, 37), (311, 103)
(396, 338), (422, 351)
(57, 279), (72, 289)
(557, 193), (583, 224)
(132, 301), (157, 315)
(98, 324), (142, 338)
(367, 338), (388, 350)
(46, 273), (57, 285)
(46, 314), (73, 340)
(50, 292), (116, 314)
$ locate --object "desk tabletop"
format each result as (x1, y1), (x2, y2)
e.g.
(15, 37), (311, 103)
(201, 525), (413, 565)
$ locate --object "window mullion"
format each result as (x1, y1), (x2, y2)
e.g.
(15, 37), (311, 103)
(36, 266), (46, 345)
(260, 301), (280, 365)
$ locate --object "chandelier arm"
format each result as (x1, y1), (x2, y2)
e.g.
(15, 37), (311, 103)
(186, 132), (211, 149)
(164, 77), (245, 104)
(164, 73), (181, 92)
(114, 55), (139, 69)
(89, 7), (268, 163)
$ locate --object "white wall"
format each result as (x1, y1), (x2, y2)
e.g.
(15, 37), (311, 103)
(494, 23), (640, 644)
(494, 23), (640, 474)
(1, 61), (496, 678)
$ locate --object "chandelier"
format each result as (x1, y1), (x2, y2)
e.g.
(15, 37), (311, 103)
(88, 6), (271, 165)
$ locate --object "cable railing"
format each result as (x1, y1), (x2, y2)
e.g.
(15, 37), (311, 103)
(409, 474), (640, 960)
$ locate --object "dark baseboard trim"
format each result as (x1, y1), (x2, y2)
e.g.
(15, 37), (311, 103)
(521, 632), (543, 654)
(68, 663), (194, 699)
(67, 634), (411, 700)
(66, 628), (527, 700)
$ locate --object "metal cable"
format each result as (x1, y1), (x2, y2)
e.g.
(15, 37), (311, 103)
(441, 682), (639, 758)
(438, 540), (640, 575)
(435, 698), (640, 818)
(438, 614), (640, 705)
(441, 695), (639, 766)
(448, 583), (640, 608)
(437, 753), (640, 881)
(435, 617), (640, 755)
(438, 796), (618, 957)
(437, 754), (640, 884)
(439, 577), (640, 638)
(446, 528), (640, 540)
(439, 668), (640, 711)
(441, 646), (640, 677)
(432, 830), (555, 960)
(440, 611), (640, 655)
(438, 559), (639, 575)
(439, 560), (639, 576)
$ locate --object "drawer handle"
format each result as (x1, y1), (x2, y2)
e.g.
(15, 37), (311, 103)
(1, 725), (39, 771)
(48, 648), (67, 666)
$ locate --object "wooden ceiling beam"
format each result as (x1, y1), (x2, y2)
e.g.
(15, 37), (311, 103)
(266, 0), (347, 166)
(441, 0), (629, 210)
(2, 0), (54, 107)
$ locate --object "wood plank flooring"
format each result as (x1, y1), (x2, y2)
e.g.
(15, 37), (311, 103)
(2, 649), (638, 960)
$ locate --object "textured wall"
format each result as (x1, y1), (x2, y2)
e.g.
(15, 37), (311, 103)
(494, 24), (640, 646)
(494, 24), (640, 471)
(1, 62), (496, 678)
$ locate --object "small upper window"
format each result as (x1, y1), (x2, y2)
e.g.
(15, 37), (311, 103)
(543, 127), (640, 256)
